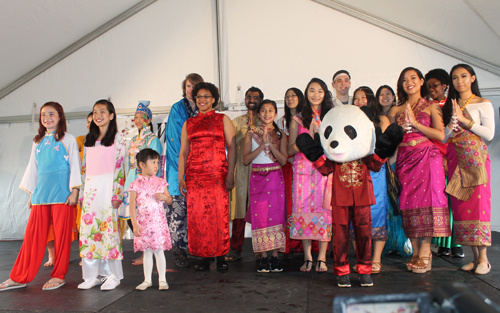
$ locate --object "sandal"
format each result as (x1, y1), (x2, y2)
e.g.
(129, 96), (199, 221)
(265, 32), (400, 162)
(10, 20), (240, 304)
(224, 249), (241, 262)
(0, 280), (26, 292)
(461, 262), (477, 271)
(300, 260), (313, 272)
(475, 262), (491, 275)
(42, 280), (65, 291)
(406, 255), (418, 270)
(412, 253), (432, 274)
(315, 260), (327, 272)
(371, 262), (382, 274)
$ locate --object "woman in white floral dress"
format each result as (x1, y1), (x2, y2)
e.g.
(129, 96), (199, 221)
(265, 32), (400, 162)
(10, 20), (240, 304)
(78, 99), (126, 291)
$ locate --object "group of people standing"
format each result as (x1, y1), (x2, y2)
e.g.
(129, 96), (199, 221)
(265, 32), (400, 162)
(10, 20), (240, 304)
(0, 62), (494, 292)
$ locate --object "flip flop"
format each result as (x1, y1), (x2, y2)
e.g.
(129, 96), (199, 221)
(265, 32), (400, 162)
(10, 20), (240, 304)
(42, 280), (66, 291)
(0, 282), (26, 291)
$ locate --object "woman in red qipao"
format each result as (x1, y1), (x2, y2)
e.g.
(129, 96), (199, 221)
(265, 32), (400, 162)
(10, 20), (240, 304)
(178, 82), (236, 272)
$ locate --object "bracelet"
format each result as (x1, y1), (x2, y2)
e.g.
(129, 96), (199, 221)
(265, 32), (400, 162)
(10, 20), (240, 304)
(466, 121), (475, 130)
(413, 121), (420, 129)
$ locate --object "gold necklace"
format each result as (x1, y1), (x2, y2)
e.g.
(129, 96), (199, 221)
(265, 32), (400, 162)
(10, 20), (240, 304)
(460, 94), (475, 111)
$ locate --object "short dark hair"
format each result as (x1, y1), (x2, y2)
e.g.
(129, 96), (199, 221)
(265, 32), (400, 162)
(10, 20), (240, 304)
(332, 70), (351, 82)
(192, 82), (220, 108)
(137, 148), (160, 166)
(425, 68), (450, 90)
(245, 86), (264, 100)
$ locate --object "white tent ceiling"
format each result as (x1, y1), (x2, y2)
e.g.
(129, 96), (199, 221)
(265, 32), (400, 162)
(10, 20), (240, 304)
(0, 0), (142, 94)
(314, 0), (500, 75)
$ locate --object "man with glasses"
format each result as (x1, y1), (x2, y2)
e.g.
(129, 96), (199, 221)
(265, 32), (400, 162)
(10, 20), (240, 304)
(225, 87), (263, 262)
(332, 70), (352, 107)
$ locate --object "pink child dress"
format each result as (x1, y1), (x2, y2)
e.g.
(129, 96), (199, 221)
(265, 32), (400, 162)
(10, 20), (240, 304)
(129, 175), (172, 252)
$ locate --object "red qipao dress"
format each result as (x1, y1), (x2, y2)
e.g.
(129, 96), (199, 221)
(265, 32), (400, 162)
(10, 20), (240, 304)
(185, 110), (230, 257)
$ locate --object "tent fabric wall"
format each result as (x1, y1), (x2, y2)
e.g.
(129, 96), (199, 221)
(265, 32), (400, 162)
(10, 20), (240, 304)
(1, 0), (500, 239)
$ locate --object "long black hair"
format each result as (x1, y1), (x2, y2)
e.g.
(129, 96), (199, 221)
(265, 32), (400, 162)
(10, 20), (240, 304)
(283, 87), (305, 131)
(353, 86), (380, 127)
(85, 99), (118, 147)
(301, 78), (333, 129)
(375, 85), (396, 115)
(257, 99), (282, 139)
(442, 64), (481, 126)
(396, 67), (429, 105)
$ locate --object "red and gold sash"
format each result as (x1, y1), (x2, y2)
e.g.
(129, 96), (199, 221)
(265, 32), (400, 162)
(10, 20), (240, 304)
(445, 108), (489, 201)
(249, 125), (280, 162)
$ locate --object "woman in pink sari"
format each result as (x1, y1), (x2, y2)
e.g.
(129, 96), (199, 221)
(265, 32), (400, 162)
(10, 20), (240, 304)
(288, 78), (333, 272)
(388, 67), (451, 274)
(442, 64), (494, 275)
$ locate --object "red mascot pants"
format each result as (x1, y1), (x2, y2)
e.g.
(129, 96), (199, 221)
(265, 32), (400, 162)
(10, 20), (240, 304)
(10, 204), (73, 283)
(332, 205), (372, 276)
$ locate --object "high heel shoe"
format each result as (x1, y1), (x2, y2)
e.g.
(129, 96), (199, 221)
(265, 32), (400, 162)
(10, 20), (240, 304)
(412, 253), (432, 274)
(406, 255), (418, 271)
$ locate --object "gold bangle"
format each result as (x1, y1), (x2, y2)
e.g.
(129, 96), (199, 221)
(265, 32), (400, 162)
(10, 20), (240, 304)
(466, 121), (475, 130)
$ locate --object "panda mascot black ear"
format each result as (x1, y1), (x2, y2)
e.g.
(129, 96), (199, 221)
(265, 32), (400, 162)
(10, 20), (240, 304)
(360, 106), (374, 122)
(320, 107), (332, 121)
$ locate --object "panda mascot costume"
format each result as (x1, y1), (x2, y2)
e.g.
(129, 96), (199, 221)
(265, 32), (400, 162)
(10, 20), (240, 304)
(296, 105), (403, 288)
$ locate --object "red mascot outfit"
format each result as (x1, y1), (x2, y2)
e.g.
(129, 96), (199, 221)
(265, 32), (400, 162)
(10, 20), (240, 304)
(297, 105), (403, 288)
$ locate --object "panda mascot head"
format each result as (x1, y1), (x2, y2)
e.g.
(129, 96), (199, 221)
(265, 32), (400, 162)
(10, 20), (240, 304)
(319, 105), (375, 163)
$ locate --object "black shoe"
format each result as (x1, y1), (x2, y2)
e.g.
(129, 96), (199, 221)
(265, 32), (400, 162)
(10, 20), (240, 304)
(194, 258), (210, 271)
(216, 256), (229, 272)
(337, 275), (351, 288)
(437, 247), (451, 257)
(174, 248), (190, 268)
(359, 274), (373, 287)
(257, 257), (270, 273)
(269, 256), (283, 272)
(451, 247), (465, 258)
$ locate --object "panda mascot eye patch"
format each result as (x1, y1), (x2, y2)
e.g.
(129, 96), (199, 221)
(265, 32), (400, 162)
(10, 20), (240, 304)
(319, 105), (375, 163)
(344, 126), (357, 140)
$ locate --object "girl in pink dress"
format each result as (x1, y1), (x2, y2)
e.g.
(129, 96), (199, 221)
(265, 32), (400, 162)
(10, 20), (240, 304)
(129, 148), (173, 290)
(288, 78), (333, 272)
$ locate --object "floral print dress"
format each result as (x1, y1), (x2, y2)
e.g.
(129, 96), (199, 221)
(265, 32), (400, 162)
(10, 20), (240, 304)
(79, 133), (126, 260)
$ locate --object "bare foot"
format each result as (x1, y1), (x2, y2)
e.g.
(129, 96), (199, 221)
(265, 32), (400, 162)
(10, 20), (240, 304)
(0, 279), (24, 290)
(42, 278), (65, 290)
(44, 257), (54, 267)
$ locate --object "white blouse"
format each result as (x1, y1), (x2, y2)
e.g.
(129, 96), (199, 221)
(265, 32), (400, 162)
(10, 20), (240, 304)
(444, 101), (495, 142)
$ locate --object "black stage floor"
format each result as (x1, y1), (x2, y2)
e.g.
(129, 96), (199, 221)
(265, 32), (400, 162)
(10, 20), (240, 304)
(1, 233), (499, 312)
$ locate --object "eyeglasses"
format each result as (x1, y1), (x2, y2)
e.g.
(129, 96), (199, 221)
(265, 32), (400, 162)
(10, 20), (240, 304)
(428, 83), (442, 89)
(245, 96), (261, 101)
(285, 95), (297, 99)
(195, 95), (212, 100)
